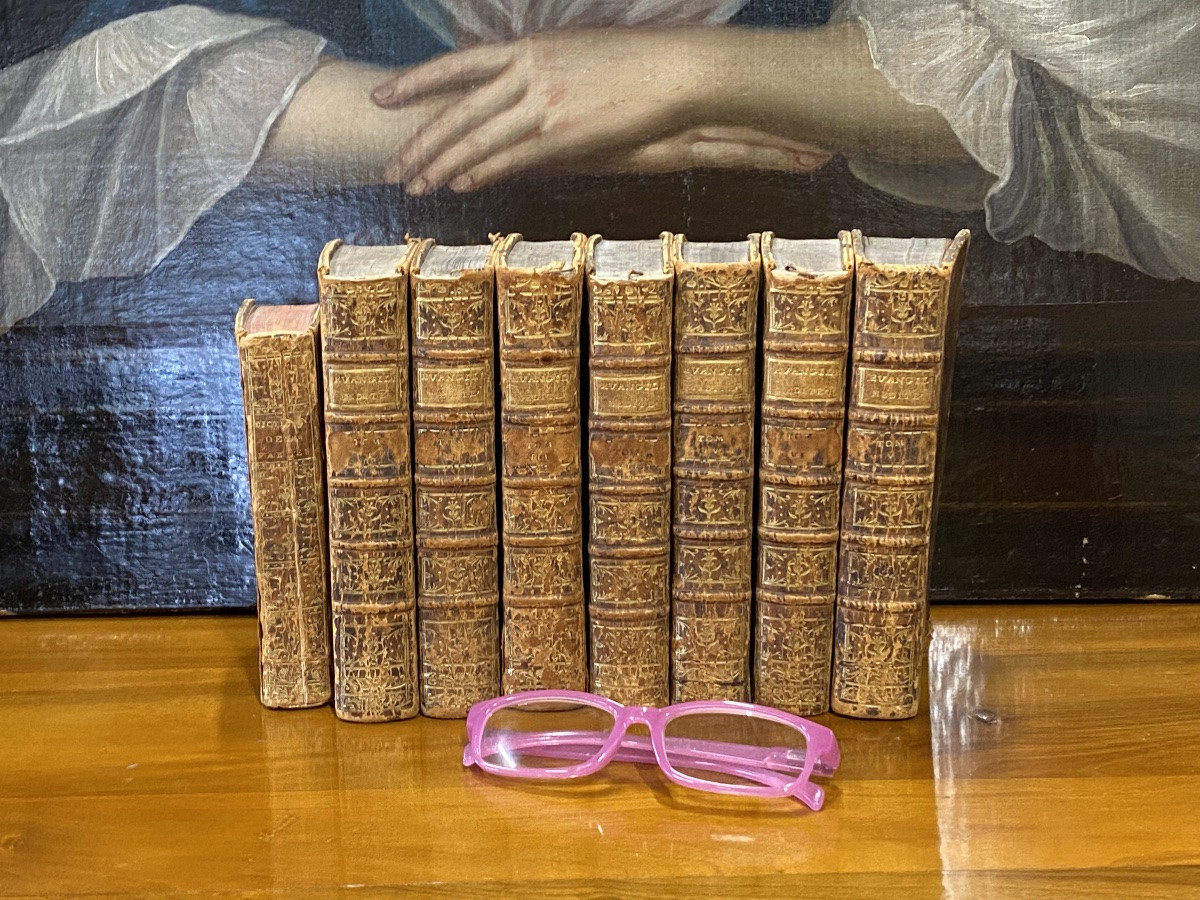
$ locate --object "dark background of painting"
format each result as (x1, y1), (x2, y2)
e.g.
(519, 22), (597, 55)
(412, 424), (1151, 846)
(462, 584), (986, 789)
(3, 158), (1198, 613)
(2, 0), (1198, 612)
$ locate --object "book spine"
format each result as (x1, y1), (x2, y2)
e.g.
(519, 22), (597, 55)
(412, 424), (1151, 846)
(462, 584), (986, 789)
(318, 244), (418, 721)
(754, 235), (854, 716)
(410, 255), (499, 720)
(671, 245), (760, 702)
(235, 302), (331, 709)
(832, 231), (970, 719)
(411, 256), (501, 718)
(496, 246), (588, 692)
(587, 251), (673, 706)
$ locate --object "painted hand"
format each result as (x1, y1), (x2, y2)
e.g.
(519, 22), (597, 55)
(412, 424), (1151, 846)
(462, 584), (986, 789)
(371, 29), (719, 194)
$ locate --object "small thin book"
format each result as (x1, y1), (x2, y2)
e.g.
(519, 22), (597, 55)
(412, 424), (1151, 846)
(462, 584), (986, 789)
(235, 299), (332, 709)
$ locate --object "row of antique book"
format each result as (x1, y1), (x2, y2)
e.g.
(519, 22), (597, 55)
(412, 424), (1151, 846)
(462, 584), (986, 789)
(235, 229), (970, 723)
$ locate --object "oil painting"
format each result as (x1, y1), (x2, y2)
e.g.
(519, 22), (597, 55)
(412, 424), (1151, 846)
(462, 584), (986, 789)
(2, 0), (1197, 611)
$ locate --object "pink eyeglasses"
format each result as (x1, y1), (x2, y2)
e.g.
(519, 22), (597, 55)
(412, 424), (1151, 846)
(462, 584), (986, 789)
(462, 690), (839, 811)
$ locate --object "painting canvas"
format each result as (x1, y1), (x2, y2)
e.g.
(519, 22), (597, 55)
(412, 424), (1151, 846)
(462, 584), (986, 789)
(2, 0), (1197, 612)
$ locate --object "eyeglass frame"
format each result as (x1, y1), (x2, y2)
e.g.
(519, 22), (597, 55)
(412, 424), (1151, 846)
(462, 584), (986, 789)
(462, 689), (840, 811)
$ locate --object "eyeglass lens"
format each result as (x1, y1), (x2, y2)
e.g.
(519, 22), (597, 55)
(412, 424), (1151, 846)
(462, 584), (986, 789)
(480, 698), (616, 770)
(661, 711), (808, 788)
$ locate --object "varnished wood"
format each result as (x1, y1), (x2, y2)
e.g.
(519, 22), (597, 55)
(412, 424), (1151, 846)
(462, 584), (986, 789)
(2, 605), (1198, 897)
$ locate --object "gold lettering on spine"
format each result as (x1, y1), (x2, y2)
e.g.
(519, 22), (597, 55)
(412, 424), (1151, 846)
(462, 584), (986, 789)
(592, 372), (669, 417)
(849, 427), (937, 477)
(410, 245), (500, 718)
(318, 241), (419, 723)
(855, 365), (938, 410)
(327, 365), (403, 410)
(676, 357), (752, 401)
(763, 357), (845, 404)
(505, 365), (577, 411)
(586, 238), (674, 707)
(415, 361), (492, 408)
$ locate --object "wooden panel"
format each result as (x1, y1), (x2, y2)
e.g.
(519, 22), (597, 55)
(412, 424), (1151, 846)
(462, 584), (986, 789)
(1, 606), (1197, 896)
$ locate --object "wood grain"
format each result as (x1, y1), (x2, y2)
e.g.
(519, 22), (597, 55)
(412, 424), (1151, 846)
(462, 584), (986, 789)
(1, 604), (1197, 896)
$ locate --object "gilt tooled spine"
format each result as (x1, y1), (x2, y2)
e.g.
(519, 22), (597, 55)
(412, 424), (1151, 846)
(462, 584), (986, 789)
(496, 234), (588, 693)
(670, 237), (760, 703)
(832, 230), (971, 719)
(318, 240), (419, 722)
(586, 236), (673, 707)
(410, 244), (501, 718)
(754, 233), (855, 716)
(235, 301), (332, 709)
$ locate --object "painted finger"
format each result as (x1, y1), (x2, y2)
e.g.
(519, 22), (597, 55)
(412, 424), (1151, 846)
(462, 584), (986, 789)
(387, 76), (526, 186)
(371, 43), (514, 107)
(412, 106), (541, 192)
(445, 134), (558, 192)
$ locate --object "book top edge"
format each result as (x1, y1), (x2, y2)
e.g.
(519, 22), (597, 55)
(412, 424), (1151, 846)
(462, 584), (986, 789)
(767, 238), (847, 276)
(237, 300), (318, 336)
(419, 244), (493, 277)
(504, 239), (579, 272)
(327, 244), (410, 278)
(592, 238), (669, 280)
(678, 239), (756, 264)
(857, 236), (953, 267)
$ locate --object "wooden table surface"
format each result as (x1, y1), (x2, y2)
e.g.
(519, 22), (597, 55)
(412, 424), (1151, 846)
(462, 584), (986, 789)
(2, 603), (1198, 898)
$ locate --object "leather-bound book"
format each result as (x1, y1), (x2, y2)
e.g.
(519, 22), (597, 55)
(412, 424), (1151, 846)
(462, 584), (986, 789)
(832, 230), (971, 719)
(494, 233), (589, 693)
(669, 234), (760, 702)
(585, 234), (674, 706)
(755, 233), (856, 715)
(235, 300), (331, 709)
(409, 240), (501, 718)
(317, 240), (420, 722)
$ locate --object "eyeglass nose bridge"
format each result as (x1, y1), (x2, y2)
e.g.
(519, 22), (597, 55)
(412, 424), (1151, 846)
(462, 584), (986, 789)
(615, 705), (659, 727)
(610, 705), (671, 742)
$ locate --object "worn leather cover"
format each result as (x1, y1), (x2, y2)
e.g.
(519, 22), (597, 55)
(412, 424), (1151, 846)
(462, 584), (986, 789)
(669, 234), (760, 702)
(317, 239), (420, 722)
(585, 234), (674, 706)
(494, 233), (589, 694)
(755, 232), (855, 715)
(409, 240), (501, 718)
(235, 300), (332, 710)
(832, 230), (971, 719)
